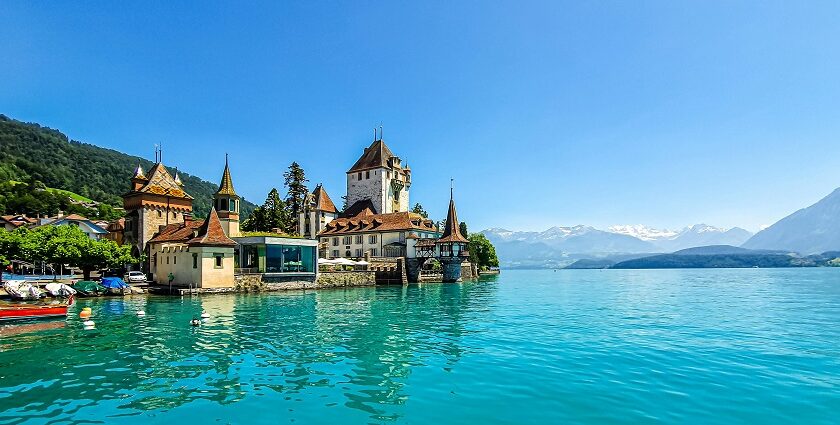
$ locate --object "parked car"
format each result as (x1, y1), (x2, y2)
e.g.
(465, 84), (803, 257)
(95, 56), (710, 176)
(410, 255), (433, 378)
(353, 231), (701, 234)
(124, 271), (147, 283)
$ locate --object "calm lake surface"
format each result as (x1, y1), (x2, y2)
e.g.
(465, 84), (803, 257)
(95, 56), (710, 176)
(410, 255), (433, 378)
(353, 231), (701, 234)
(1, 269), (839, 424)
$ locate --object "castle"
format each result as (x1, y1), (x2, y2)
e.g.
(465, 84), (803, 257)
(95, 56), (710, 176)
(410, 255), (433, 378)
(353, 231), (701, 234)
(124, 155), (317, 289)
(303, 132), (471, 282)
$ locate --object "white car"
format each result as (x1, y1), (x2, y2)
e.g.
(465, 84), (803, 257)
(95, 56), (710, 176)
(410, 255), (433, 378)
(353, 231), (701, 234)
(124, 271), (147, 283)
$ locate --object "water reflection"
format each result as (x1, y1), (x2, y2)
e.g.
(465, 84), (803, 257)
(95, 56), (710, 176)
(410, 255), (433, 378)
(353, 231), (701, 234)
(0, 281), (497, 423)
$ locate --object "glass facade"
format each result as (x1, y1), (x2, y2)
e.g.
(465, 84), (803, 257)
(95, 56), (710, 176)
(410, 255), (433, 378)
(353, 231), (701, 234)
(238, 242), (315, 273)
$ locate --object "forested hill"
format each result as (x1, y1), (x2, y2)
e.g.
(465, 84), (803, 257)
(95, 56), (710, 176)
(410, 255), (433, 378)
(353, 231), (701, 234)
(0, 114), (255, 218)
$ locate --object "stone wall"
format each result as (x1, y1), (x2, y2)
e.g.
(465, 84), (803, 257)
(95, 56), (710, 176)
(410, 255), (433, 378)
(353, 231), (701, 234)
(461, 261), (478, 280)
(369, 258), (407, 284)
(316, 271), (376, 287)
(233, 271), (375, 292)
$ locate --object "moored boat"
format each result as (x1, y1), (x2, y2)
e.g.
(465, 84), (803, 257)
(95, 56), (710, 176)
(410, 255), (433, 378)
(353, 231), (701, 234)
(70, 280), (107, 297)
(2, 280), (45, 300)
(0, 296), (74, 321)
(100, 277), (129, 295)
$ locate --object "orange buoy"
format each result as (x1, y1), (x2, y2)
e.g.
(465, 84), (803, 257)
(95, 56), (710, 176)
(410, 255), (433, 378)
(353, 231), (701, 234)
(79, 310), (91, 319)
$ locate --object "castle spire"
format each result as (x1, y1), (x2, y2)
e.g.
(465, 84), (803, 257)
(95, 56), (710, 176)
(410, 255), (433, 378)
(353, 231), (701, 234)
(438, 182), (468, 244)
(215, 154), (237, 197)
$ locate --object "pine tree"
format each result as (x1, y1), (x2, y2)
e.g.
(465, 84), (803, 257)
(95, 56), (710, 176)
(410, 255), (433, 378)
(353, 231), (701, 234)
(241, 188), (287, 232)
(283, 162), (308, 234)
(411, 203), (429, 219)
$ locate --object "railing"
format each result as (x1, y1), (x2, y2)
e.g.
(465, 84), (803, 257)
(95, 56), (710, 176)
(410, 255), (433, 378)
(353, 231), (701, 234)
(235, 267), (261, 274)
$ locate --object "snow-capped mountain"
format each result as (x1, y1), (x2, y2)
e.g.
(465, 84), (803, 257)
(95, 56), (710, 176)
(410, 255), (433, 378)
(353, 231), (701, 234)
(607, 225), (679, 241)
(481, 223), (754, 268)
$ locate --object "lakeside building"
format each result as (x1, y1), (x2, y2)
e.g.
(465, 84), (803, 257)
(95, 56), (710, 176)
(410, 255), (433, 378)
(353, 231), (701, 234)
(122, 162), (193, 262)
(122, 157), (317, 289)
(311, 133), (472, 282)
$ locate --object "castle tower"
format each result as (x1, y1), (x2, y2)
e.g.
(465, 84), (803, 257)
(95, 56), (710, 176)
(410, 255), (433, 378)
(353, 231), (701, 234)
(436, 187), (469, 283)
(345, 132), (411, 215)
(123, 161), (194, 268)
(213, 155), (240, 237)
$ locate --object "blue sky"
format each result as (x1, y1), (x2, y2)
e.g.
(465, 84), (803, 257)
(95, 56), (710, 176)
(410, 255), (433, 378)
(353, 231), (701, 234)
(2, 1), (840, 232)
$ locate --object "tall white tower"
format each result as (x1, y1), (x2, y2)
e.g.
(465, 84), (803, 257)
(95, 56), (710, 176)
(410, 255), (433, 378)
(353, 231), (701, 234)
(345, 134), (411, 215)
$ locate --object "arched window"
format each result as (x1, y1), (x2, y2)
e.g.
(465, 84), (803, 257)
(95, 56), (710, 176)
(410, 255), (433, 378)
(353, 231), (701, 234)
(157, 210), (162, 218)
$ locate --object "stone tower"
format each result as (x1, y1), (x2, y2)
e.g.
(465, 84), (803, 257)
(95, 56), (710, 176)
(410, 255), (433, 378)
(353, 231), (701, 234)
(213, 155), (241, 237)
(345, 133), (411, 215)
(123, 161), (194, 267)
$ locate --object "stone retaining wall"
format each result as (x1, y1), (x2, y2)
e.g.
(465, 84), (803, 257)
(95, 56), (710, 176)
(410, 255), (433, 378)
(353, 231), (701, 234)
(316, 271), (376, 287)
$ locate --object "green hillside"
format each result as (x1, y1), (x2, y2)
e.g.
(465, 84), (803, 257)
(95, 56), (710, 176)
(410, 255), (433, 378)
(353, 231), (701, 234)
(0, 114), (255, 219)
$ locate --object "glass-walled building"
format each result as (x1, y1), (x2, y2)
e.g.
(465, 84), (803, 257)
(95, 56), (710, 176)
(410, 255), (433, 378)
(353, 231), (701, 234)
(233, 236), (318, 276)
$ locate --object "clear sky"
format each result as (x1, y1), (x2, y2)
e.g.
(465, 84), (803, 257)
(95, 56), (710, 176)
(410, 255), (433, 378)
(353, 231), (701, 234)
(2, 1), (840, 232)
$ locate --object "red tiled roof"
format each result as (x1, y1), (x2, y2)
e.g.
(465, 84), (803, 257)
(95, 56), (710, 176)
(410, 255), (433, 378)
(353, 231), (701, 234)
(147, 220), (204, 244)
(319, 211), (438, 236)
(187, 208), (236, 246)
(311, 185), (338, 213)
(0, 215), (37, 227)
(129, 163), (194, 200)
(347, 139), (396, 173)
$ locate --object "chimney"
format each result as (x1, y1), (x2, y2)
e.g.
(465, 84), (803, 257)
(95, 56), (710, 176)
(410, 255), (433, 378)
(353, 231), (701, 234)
(183, 212), (193, 223)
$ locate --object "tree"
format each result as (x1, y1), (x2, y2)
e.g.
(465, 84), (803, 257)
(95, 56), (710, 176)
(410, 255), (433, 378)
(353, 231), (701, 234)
(283, 162), (308, 234)
(468, 233), (499, 269)
(0, 228), (26, 282)
(241, 188), (287, 232)
(412, 203), (429, 219)
(27, 224), (139, 280)
(459, 221), (468, 237)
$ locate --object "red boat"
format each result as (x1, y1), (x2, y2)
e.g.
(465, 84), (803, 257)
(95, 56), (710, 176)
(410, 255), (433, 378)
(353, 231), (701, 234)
(0, 296), (74, 321)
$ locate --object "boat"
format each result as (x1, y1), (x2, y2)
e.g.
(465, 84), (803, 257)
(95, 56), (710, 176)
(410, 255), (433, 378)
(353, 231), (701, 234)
(100, 277), (129, 295)
(0, 296), (74, 321)
(2, 280), (45, 300)
(45, 282), (77, 297)
(70, 280), (107, 297)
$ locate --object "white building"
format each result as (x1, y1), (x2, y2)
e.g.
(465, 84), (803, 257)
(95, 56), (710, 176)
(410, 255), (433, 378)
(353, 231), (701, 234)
(298, 184), (339, 239)
(345, 137), (411, 215)
(319, 209), (440, 259)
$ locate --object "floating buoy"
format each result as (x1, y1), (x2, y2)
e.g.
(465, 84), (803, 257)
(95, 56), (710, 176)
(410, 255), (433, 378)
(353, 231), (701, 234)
(136, 311), (146, 316)
(83, 320), (95, 327)
(190, 318), (201, 327)
(79, 310), (91, 319)
(200, 310), (210, 319)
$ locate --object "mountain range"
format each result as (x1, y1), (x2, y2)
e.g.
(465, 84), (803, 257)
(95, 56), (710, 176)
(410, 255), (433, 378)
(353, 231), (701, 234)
(484, 184), (840, 268)
(481, 224), (754, 268)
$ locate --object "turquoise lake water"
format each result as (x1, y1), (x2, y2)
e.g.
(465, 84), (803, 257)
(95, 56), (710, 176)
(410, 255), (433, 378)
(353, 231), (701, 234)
(1, 269), (839, 424)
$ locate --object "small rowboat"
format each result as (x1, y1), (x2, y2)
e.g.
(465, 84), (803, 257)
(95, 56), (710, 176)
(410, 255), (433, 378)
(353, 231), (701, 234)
(0, 296), (74, 321)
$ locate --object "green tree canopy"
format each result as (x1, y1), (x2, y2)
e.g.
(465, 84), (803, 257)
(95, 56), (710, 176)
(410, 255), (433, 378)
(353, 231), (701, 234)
(2, 225), (139, 280)
(242, 188), (287, 233)
(468, 233), (499, 269)
(411, 203), (429, 218)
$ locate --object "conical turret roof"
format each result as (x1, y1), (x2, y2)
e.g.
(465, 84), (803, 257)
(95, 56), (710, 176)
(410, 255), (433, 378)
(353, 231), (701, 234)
(215, 155), (238, 198)
(437, 189), (468, 244)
